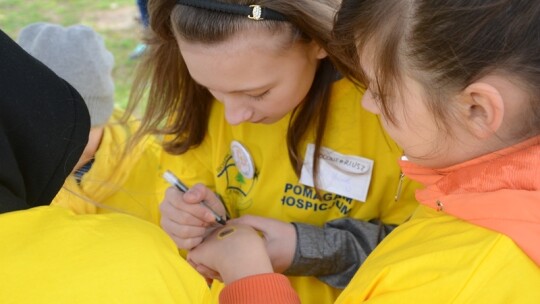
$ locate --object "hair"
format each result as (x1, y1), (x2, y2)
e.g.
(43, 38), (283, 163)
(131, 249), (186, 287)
(126, 0), (340, 178)
(330, 0), (540, 140)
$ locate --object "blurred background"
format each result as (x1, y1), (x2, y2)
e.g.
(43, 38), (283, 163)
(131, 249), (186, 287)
(1, 0), (143, 109)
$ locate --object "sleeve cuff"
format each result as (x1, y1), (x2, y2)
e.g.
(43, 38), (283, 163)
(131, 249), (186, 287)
(220, 273), (300, 304)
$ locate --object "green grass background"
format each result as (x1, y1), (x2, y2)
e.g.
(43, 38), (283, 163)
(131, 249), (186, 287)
(1, 0), (143, 108)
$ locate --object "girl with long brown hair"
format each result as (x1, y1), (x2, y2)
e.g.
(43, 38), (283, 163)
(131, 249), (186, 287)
(127, 0), (419, 302)
(188, 0), (540, 302)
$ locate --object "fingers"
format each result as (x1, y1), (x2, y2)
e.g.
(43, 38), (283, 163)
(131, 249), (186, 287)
(195, 263), (223, 282)
(160, 214), (206, 250)
(159, 186), (213, 250)
(159, 187), (212, 226)
(187, 256), (223, 282)
(187, 184), (227, 221)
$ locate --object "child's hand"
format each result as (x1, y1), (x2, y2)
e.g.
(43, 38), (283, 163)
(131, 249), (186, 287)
(160, 183), (226, 250)
(187, 224), (273, 285)
(230, 215), (297, 273)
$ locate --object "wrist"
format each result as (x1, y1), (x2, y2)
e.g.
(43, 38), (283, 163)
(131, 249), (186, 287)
(283, 222), (322, 276)
(220, 254), (274, 284)
(271, 222), (297, 273)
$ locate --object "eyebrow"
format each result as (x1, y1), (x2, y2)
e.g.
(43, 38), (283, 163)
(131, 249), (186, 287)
(229, 86), (269, 94)
(192, 76), (271, 94)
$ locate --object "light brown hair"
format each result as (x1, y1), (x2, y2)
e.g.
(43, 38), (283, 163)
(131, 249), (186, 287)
(126, 0), (341, 177)
(331, 0), (540, 139)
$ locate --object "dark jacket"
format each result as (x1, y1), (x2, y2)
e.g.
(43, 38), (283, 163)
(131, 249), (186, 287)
(0, 29), (89, 213)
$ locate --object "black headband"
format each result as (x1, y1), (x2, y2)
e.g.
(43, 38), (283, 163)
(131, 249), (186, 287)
(176, 0), (287, 21)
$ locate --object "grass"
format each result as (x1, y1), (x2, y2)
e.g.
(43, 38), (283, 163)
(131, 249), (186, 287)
(0, 0), (144, 108)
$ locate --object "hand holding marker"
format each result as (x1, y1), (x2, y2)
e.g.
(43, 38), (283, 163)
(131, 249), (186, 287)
(163, 170), (227, 225)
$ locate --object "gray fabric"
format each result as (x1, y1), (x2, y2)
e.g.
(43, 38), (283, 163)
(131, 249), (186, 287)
(285, 219), (395, 289)
(18, 23), (114, 127)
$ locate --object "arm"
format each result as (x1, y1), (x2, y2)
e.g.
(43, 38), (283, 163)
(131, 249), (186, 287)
(285, 218), (395, 289)
(230, 215), (395, 289)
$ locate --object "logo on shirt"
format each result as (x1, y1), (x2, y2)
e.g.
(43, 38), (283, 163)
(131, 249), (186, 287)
(217, 153), (257, 210)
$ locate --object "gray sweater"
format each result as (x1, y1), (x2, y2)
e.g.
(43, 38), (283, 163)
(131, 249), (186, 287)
(285, 219), (396, 289)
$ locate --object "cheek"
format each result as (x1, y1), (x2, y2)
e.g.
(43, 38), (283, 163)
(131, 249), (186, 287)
(280, 57), (318, 106)
(272, 81), (309, 113)
(268, 94), (299, 118)
(209, 90), (224, 102)
(378, 117), (400, 142)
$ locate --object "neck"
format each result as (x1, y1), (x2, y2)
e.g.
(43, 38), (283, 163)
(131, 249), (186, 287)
(73, 126), (104, 172)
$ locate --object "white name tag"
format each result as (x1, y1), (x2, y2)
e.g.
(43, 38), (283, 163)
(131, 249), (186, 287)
(300, 144), (373, 202)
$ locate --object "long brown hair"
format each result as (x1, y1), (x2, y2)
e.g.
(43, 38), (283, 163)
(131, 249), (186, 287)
(330, 0), (540, 139)
(126, 0), (341, 177)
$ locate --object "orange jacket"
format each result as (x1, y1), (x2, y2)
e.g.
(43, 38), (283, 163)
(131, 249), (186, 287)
(400, 135), (540, 266)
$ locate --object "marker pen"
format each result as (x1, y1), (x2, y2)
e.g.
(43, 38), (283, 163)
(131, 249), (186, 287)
(163, 170), (227, 225)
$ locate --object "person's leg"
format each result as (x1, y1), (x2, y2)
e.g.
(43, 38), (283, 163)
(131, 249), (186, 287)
(131, 0), (149, 59)
(137, 0), (149, 28)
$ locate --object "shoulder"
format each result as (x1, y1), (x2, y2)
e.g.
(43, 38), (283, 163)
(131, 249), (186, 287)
(342, 206), (540, 302)
(330, 77), (365, 102)
(377, 205), (537, 272)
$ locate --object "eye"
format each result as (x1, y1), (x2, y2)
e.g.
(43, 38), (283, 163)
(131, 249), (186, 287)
(248, 90), (269, 101)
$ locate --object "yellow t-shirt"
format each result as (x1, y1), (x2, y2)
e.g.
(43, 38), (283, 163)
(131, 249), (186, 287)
(167, 78), (421, 304)
(0, 206), (211, 303)
(336, 205), (540, 303)
(52, 109), (171, 226)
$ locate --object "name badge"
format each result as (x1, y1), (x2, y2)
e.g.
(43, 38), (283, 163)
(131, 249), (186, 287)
(299, 144), (373, 202)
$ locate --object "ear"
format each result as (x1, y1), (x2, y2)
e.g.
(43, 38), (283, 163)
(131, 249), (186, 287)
(315, 46), (328, 59)
(460, 82), (505, 139)
(309, 41), (328, 60)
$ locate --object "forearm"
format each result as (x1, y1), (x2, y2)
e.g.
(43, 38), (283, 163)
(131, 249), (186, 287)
(285, 218), (395, 289)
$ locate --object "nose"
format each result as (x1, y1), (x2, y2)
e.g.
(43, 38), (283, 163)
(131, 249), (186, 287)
(221, 97), (254, 125)
(361, 89), (381, 115)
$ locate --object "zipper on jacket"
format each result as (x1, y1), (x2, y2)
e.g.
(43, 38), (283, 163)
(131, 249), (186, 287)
(394, 172), (405, 202)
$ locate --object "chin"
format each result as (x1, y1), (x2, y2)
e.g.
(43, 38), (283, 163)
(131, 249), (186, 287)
(252, 117), (273, 124)
(259, 114), (288, 124)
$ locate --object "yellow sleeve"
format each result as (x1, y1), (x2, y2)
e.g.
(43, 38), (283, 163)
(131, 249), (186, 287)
(160, 135), (216, 192)
(51, 177), (98, 215)
(336, 206), (540, 303)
